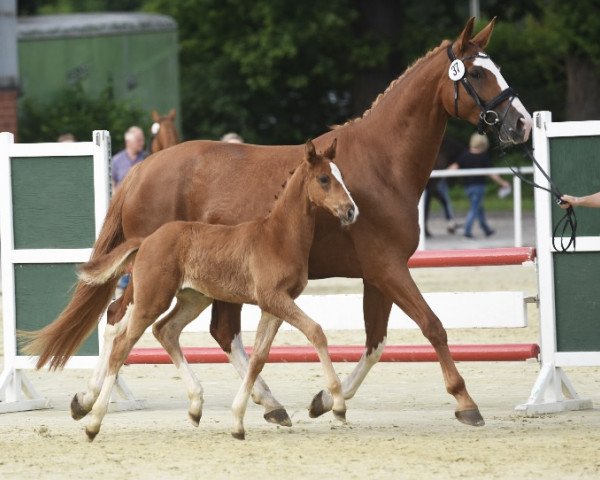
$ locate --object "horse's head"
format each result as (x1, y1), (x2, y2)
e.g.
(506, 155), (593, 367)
(150, 108), (180, 153)
(441, 17), (532, 145)
(304, 139), (358, 226)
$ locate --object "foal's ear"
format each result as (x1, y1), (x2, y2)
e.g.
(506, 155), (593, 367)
(323, 138), (337, 160)
(168, 108), (176, 120)
(305, 139), (318, 165)
(471, 17), (496, 50)
(152, 110), (161, 122)
(456, 17), (475, 54)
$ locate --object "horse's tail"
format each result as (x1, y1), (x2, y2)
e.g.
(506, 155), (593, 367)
(79, 239), (142, 285)
(19, 164), (143, 370)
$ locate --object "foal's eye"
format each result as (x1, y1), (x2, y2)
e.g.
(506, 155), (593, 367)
(318, 175), (330, 186)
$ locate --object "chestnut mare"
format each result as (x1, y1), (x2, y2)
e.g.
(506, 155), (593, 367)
(23, 18), (532, 427)
(150, 108), (180, 153)
(70, 139), (356, 440)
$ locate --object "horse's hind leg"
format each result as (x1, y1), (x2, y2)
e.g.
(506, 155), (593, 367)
(210, 301), (291, 427)
(70, 304), (131, 420)
(152, 289), (212, 426)
(231, 311), (283, 440)
(309, 281), (392, 418)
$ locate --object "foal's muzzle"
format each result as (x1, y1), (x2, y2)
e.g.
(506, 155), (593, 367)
(340, 204), (358, 226)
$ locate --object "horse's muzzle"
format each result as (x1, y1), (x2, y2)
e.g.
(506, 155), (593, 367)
(500, 105), (532, 145)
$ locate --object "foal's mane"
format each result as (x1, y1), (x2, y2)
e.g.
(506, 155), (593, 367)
(334, 40), (452, 129)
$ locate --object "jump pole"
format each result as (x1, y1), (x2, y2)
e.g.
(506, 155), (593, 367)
(126, 344), (540, 365)
(128, 246), (538, 364)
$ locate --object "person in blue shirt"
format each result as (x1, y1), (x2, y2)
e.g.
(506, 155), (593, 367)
(111, 126), (146, 292)
(111, 126), (147, 193)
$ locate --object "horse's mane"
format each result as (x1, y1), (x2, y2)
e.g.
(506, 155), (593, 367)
(333, 39), (452, 129)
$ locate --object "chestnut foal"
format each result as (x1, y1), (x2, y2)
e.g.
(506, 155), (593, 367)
(75, 139), (358, 440)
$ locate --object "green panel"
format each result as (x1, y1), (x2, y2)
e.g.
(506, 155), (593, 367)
(15, 263), (99, 356)
(553, 252), (600, 352)
(11, 156), (95, 249)
(550, 136), (600, 236)
(18, 31), (180, 126)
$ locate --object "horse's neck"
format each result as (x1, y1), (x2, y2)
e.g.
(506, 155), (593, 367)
(265, 163), (315, 252)
(338, 48), (449, 197)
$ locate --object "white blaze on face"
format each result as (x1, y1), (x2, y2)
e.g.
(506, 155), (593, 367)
(473, 56), (533, 130)
(329, 161), (359, 219)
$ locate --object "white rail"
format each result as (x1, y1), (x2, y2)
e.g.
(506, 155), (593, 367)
(418, 166), (534, 250)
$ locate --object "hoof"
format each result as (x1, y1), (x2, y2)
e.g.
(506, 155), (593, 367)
(85, 428), (98, 442)
(70, 393), (90, 421)
(189, 411), (202, 427)
(333, 409), (347, 423)
(264, 408), (292, 427)
(231, 431), (246, 441)
(308, 390), (331, 418)
(455, 408), (485, 426)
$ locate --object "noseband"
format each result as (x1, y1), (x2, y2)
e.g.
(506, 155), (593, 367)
(447, 44), (518, 134)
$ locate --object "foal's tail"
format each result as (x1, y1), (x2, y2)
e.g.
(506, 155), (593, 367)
(79, 239), (142, 285)
(18, 164), (143, 370)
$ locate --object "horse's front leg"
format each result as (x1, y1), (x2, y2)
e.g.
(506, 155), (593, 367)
(210, 300), (291, 427)
(372, 262), (484, 426)
(309, 281), (392, 418)
(231, 312), (283, 440)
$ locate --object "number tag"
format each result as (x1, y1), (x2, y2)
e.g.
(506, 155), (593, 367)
(448, 59), (465, 81)
(151, 122), (160, 135)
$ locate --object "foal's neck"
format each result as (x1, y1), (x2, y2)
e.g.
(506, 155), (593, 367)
(265, 162), (315, 250)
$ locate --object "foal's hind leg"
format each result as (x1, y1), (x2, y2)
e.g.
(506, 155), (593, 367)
(210, 301), (291, 427)
(152, 289), (212, 426)
(71, 307), (130, 420)
(309, 281), (392, 418)
(231, 311), (283, 439)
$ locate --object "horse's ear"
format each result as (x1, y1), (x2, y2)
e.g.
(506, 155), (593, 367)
(471, 17), (496, 50)
(305, 139), (318, 165)
(152, 110), (160, 122)
(168, 108), (176, 120)
(456, 17), (475, 54)
(323, 138), (337, 159)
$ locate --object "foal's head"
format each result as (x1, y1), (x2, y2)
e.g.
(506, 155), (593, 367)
(441, 18), (532, 145)
(304, 139), (358, 226)
(150, 109), (180, 153)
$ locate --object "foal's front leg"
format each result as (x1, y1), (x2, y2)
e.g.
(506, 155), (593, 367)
(310, 281), (392, 417)
(261, 295), (347, 421)
(231, 311), (283, 440)
(210, 301), (291, 426)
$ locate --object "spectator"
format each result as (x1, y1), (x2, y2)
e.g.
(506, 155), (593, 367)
(111, 126), (147, 192)
(424, 136), (462, 237)
(449, 133), (511, 239)
(220, 132), (244, 144)
(57, 133), (75, 142)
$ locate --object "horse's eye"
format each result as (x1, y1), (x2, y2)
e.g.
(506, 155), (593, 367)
(318, 175), (330, 186)
(469, 68), (483, 80)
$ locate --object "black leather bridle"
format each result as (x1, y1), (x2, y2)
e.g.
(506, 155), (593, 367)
(447, 44), (518, 135)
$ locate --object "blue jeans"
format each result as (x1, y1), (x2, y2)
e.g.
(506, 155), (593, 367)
(464, 183), (492, 236)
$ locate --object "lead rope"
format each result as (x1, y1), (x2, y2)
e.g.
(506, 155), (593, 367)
(500, 146), (577, 252)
